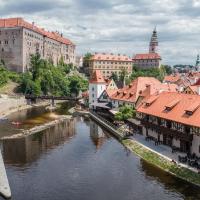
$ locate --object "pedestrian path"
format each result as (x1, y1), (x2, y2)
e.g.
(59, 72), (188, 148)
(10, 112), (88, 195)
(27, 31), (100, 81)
(130, 134), (198, 173)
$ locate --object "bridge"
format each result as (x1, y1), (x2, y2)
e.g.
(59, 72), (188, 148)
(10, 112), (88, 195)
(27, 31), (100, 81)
(25, 95), (81, 106)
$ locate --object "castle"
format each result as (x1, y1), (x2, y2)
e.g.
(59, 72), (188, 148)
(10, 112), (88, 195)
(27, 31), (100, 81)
(0, 18), (76, 72)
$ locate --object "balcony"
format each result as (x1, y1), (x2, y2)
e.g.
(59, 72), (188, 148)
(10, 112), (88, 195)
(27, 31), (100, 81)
(141, 119), (193, 142)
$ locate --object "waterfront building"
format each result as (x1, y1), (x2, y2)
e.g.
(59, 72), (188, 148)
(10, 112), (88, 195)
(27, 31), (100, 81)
(137, 92), (200, 156)
(133, 28), (162, 69)
(88, 53), (133, 79)
(0, 18), (76, 72)
(89, 70), (107, 109)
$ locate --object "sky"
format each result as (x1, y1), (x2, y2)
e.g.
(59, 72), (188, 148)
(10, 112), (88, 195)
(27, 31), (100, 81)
(1, 0), (200, 65)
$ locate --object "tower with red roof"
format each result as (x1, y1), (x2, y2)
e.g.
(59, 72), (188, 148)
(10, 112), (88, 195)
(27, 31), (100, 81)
(89, 70), (106, 109)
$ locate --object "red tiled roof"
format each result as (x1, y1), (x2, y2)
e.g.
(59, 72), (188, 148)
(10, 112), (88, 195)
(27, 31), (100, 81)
(110, 77), (160, 103)
(0, 18), (74, 45)
(137, 92), (200, 128)
(105, 89), (118, 98)
(163, 74), (181, 83)
(90, 70), (106, 84)
(91, 53), (132, 62)
(133, 53), (161, 60)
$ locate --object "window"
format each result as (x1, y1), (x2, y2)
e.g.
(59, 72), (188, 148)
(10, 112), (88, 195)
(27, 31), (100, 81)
(92, 87), (94, 91)
(199, 145), (200, 153)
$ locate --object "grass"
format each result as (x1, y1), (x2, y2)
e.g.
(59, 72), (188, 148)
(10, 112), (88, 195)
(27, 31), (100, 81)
(122, 139), (200, 186)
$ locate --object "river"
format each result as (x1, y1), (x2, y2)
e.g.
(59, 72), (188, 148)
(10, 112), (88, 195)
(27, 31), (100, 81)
(0, 103), (200, 200)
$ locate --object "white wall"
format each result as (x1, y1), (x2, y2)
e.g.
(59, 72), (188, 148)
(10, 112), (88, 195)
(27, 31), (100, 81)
(89, 83), (106, 108)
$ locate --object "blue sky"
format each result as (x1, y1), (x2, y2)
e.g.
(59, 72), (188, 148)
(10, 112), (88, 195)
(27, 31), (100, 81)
(1, 0), (200, 65)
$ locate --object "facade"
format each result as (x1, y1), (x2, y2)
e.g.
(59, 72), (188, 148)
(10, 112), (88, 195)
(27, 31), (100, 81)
(0, 18), (75, 72)
(137, 92), (200, 156)
(133, 28), (161, 69)
(89, 53), (133, 79)
(89, 70), (107, 109)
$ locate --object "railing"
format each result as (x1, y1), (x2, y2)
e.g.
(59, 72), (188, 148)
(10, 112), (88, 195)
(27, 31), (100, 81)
(141, 119), (193, 141)
(90, 110), (126, 137)
(25, 95), (81, 101)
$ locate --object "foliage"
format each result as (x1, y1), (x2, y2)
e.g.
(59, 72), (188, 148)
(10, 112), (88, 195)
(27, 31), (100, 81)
(83, 52), (92, 69)
(110, 72), (118, 82)
(119, 69), (128, 82)
(0, 62), (20, 87)
(115, 105), (135, 121)
(0, 66), (9, 87)
(18, 53), (88, 96)
(129, 65), (171, 82)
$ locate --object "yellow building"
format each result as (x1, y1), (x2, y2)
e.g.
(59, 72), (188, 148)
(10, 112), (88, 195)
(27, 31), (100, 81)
(89, 53), (133, 79)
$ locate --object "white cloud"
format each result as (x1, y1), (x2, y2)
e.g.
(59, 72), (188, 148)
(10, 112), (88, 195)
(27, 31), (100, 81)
(0, 0), (199, 65)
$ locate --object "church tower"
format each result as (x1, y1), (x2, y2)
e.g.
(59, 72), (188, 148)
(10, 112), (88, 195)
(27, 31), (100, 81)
(149, 27), (158, 53)
(195, 54), (200, 72)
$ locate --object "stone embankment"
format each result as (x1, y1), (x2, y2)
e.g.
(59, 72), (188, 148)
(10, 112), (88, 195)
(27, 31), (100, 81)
(0, 95), (52, 118)
(1, 115), (72, 140)
(123, 139), (200, 188)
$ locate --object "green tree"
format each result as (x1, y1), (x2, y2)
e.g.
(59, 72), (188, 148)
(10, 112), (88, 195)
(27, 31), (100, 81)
(115, 105), (135, 121)
(110, 72), (118, 82)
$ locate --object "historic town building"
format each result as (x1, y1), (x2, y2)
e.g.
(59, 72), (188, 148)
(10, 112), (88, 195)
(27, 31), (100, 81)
(137, 92), (200, 156)
(88, 53), (133, 79)
(89, 70), (107, 109)
(133, 28), (162, 69)
(0, 18), (76, 72)
(109, 77), (177, 108)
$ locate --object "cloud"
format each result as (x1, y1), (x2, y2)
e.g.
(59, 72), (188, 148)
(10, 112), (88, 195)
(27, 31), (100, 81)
(0, 0), (199, 65)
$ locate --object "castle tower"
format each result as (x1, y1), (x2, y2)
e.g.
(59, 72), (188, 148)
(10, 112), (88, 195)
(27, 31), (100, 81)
(89, 70), (106, 109)
(149, 27), (158, 53)
(195, 54), (200, 72)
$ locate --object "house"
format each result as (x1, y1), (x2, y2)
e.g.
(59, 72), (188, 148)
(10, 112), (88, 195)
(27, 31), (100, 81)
(109, 77), (177, 108)
(89, 70), (107, 109)
(137, 92), (200, 156)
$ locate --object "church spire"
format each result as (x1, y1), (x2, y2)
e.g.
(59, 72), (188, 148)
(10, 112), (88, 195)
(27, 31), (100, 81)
(149, 27), (158, 53)
(195, 54), (200, 71)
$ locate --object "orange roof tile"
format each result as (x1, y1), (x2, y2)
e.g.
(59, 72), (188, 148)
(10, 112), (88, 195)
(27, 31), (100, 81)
(137, 92), (200, 128)
(90, 70), (106, 84)
(0, 18), (74, 46)
(91, 53), (132, 62)
(133, 53), (161, 60)
(110, 77), (177, 104)
(163, 74), (181, 83)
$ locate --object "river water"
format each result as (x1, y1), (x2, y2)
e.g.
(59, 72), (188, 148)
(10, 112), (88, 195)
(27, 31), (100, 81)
(0, 104), (200, 200)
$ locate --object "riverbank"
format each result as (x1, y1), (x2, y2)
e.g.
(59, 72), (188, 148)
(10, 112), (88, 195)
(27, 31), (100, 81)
(1, 115), (72, 140)
(0, 96), (51, 118)
(123, 139), (200, 187)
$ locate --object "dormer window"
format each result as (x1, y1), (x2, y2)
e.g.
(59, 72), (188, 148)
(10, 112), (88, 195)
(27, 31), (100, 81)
(164, 99), (180, 111)
(185, 102), (200, 116)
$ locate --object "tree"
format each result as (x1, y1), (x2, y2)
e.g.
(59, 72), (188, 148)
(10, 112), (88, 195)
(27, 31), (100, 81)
(110, 72), (118, 82)
(115, 105), (135, 121)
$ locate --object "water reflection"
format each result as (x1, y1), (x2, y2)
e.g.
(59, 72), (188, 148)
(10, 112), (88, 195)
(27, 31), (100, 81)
(140, 159), (200, 200)
(89, 120), (109, 149)
(2, 119), (75, 166)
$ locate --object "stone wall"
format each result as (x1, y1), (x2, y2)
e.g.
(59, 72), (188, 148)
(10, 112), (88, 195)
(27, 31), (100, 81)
(0, 97), (27, 116)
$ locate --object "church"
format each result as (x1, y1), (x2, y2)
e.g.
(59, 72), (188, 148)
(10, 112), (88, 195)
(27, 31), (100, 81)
(133, 28), (162, 69)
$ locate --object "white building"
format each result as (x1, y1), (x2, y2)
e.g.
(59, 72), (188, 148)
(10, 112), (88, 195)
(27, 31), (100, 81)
(89, 70), (106, 109)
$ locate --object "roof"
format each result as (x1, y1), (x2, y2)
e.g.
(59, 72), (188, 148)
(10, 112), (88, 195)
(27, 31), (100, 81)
(89, 70), (106, 84)
(110, 77), (161, 103)
(163, 74), (181, 83)
(90, 53), (132, 62)
(0, 18), (74, 46)
(105, 89), (118, 98)
(137, 92), (200, 128)
(133, 53), (161, 60)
